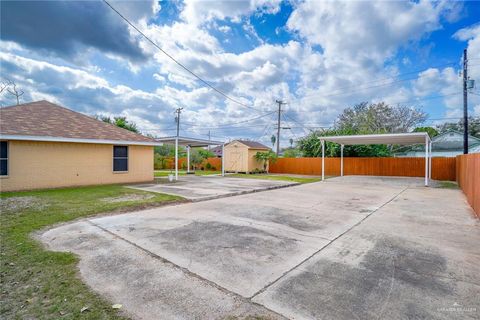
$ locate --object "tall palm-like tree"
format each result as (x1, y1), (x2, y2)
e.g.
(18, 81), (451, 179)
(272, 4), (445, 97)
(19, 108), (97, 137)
(271, 135), (276, 148)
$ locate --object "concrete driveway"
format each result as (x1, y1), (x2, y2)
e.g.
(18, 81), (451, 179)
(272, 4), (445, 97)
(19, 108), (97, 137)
(129, 175), (298, 201)
(40, 176), (480, 320)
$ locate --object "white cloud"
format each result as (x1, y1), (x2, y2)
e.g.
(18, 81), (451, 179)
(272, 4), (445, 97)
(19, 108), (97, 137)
(2, 0), (476, 146)
(287, 1), (460, 64)
(180, 0), (281, 25)
(218, 25), (231, 33)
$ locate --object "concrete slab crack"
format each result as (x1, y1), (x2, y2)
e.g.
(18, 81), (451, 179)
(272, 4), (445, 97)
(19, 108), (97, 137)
(249, 186), (409, 299)
(85, 219), (287, 319)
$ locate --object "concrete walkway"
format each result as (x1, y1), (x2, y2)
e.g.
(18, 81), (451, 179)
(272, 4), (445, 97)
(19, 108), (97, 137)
(40, 176), (480, 320)
(129, 175), (298, 201)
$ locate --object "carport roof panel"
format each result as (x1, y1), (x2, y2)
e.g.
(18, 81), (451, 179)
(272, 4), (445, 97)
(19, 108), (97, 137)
(156, 136), (224, 147)
(317, 132), (430, 145)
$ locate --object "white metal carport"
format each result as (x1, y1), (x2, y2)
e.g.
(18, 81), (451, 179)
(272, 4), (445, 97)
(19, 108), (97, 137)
(156, 136), (225, 180)
(316, 132), (432, 186)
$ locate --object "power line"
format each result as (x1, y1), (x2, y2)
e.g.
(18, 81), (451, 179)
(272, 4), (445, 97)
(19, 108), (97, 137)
(387, 92), (462, 106)
(281, 112), (300, 142)
(103, 0), (265, 113)
(291, 62), (459, 103)
(282, 92), (465, 132)
(186, 111), (276, 128)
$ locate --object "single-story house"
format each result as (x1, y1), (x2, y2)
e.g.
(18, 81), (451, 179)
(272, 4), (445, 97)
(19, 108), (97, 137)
(0, 100), (159, 192)
(394, 130), (480, 157)
(223, 140), (270, 173)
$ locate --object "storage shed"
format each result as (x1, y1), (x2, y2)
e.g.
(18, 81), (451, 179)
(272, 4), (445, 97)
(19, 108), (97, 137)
(224, 140), (270, 173)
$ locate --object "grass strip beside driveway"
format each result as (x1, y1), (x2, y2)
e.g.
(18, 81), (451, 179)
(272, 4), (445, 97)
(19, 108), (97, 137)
(0, 185), (182, 319)
(229, 174), (322, 184)
(154, 170), (221, 177)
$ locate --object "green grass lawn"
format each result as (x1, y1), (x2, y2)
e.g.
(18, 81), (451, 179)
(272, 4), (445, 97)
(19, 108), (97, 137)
(229, 174), (322, 184)
(435, 181), (459, 189)
(154, 170), (221, 177)
(0, 185), (182, 319)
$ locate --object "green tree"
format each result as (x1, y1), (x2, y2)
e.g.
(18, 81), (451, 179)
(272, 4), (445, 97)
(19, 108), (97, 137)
(297, 101), (428, 158)
(198, 149), (215, 159)
(99, 116), (139, 133)
(270, 135), (276, 148)
(189, 148), (214, 170)
(189, 149), (204, 170)
(154, 154), (168, 170)
(298, 129), (391, 157)
(254, 150), (277, 172)
(283, 148), (302, 158)
(413, 126), (439, 138)
(337, 102), (427, 133)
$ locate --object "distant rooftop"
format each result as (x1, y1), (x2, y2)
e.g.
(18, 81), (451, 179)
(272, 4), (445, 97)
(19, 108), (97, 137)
(229, 140), (270, 149)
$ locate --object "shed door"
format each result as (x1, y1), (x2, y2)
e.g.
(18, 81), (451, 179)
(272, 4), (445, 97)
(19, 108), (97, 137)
(228, 151), (244, 172)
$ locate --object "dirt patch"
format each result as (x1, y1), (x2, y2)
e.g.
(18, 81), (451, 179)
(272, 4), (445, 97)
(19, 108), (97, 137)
(0, 196), (46, 213)
(101, 194), (155, 203)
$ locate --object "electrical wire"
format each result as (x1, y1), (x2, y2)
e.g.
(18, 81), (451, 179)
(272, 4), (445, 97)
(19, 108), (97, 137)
(290, 62), (460, 103)
(186, 111), (276, 129)
(103, 0), (266, 113)
(281, 112), (301, 141)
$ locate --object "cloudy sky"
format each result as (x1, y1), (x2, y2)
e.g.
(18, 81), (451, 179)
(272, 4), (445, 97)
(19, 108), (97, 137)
(1, 0), (479, 147)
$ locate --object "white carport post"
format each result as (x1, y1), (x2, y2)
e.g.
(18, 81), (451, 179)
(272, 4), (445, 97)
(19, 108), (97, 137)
(340, 144), (344, 177)
(175, 136), (179, 181)
(186, 145), (191, 174)
(429, 141), (432, 180)
(187, 146), (190, 174)
(221, 144), (225, 177)
(321, 139), (325, 181)
(424, 135), (429, 186)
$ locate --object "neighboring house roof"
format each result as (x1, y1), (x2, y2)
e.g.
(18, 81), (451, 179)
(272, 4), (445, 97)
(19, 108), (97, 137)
(394, 130), (480, 155)
(211, 145), (223, 156)
(470, 144), (480, 153)
(428, 130), (480, 150)
(0, 100), (158, 145)
(228, 140), (270, 150)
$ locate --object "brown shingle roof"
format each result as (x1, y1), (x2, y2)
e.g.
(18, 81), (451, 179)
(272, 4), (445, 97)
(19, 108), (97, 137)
(230, 140), (270, 149)
(0, 100), (156, 143)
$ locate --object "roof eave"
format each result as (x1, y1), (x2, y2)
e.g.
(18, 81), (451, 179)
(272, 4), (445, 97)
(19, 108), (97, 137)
(316, 132), (430, 145)
(0, 134), (161, 146)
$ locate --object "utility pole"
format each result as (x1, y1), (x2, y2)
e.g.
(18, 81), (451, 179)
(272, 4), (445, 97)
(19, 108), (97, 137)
(174, 107), (183, 181)
(275, 100), (287, 156)
(175, 107), (183, 137)
(207, 130), (211, 150)
(463, 48), (468, 154)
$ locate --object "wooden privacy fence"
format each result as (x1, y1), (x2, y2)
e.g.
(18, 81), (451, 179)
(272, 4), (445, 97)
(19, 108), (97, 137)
(456, 154), (480, 218)
(269, 157), (457, 181)
(160, 157), (222, 170)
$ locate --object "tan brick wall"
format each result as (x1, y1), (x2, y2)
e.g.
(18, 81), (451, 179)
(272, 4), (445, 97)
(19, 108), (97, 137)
(0, 140), (154, 192)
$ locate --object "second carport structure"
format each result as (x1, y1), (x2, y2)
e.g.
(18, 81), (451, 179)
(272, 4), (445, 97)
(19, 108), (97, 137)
(156, 136), (225, 180)
(316, 132), (432, 186)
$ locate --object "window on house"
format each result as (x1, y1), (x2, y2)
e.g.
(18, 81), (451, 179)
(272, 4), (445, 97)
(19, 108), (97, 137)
(113, 146), (128, 172)
(0, 141), (8, 176)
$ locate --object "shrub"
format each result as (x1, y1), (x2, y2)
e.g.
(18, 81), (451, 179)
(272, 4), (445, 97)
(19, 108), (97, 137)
(154, 154), (168, 170)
